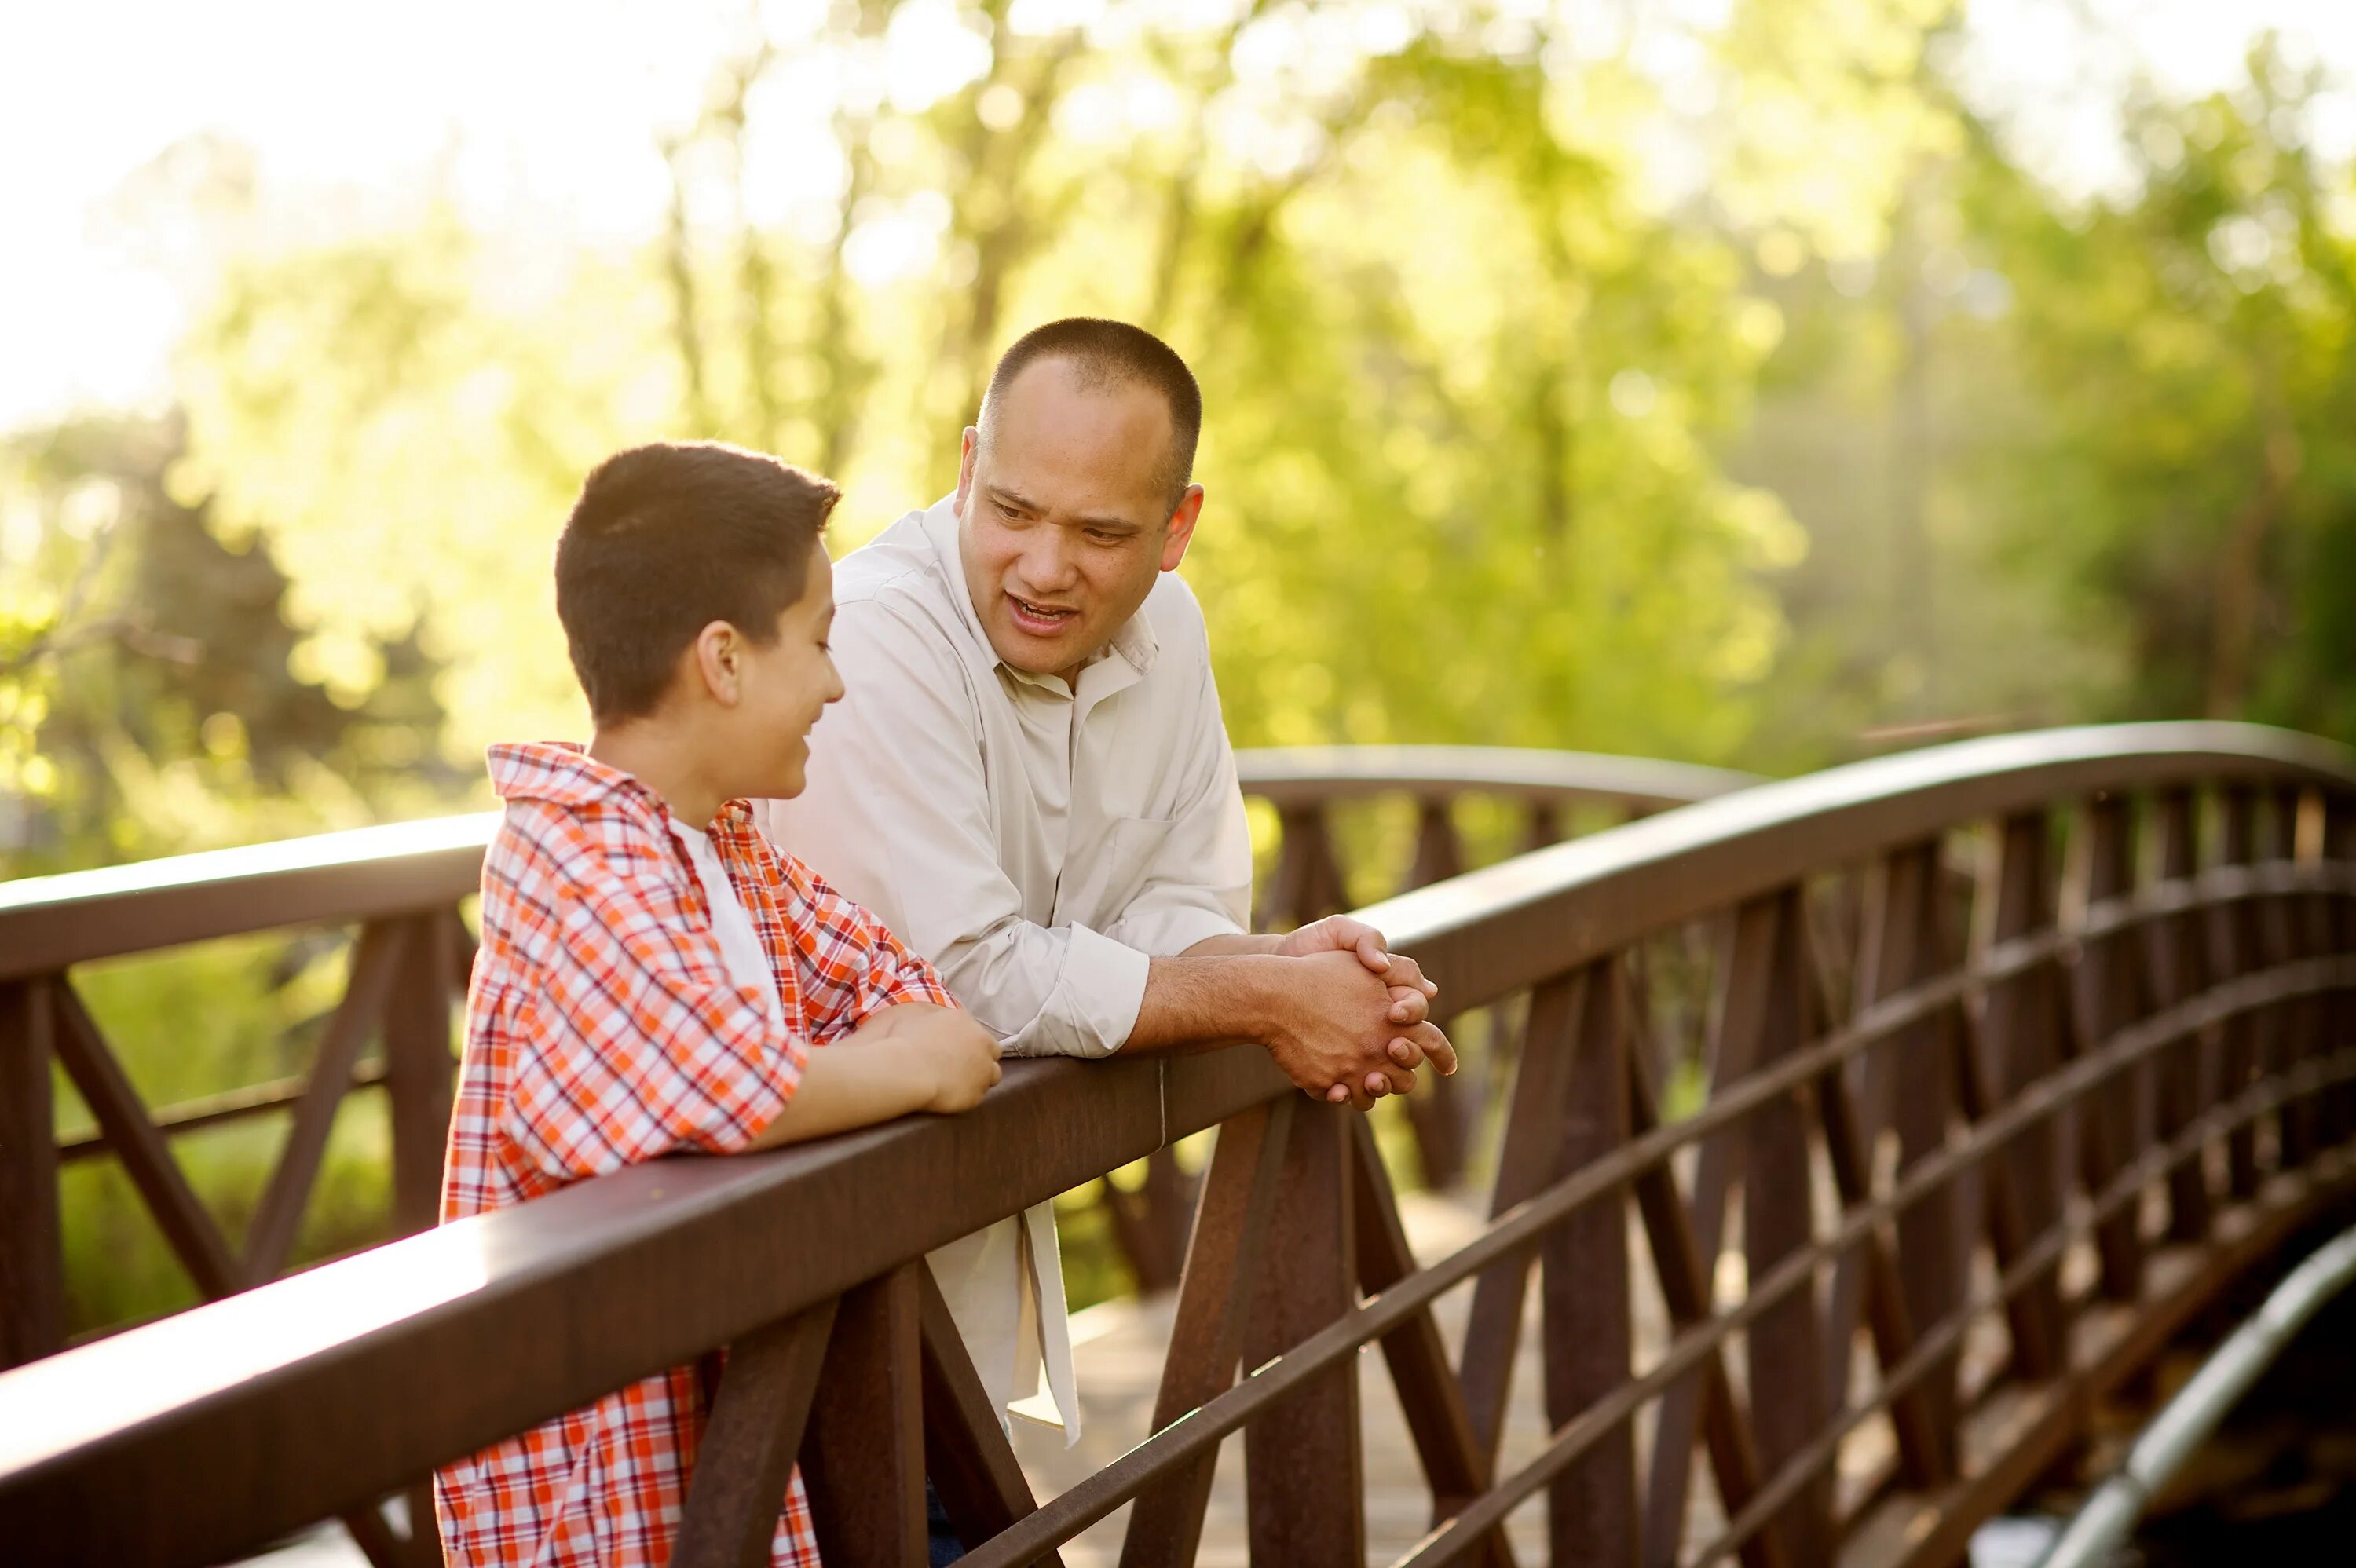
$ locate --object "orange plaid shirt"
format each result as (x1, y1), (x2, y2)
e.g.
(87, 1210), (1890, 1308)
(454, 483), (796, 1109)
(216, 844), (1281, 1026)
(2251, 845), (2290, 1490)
(434, 742), (954, 1568)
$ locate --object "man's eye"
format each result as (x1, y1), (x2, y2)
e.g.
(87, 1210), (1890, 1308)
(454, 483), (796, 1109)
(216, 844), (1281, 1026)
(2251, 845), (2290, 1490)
(1087, 530), (1123, 545)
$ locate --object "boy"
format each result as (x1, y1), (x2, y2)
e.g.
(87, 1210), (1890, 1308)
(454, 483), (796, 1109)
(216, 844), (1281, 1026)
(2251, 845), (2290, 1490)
(434, 442), (1001, 1568)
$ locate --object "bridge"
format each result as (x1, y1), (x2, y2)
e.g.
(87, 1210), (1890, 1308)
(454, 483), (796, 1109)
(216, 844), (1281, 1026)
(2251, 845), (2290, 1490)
(2, 723), (2352, 1567)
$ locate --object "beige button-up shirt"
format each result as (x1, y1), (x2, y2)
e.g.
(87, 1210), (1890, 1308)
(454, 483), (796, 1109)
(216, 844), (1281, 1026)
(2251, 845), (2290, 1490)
(762, 495), (1253, 1440)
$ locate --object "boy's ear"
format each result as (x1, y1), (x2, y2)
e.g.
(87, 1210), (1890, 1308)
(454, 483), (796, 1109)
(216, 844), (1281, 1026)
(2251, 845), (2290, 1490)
(689, 620), (743, 706)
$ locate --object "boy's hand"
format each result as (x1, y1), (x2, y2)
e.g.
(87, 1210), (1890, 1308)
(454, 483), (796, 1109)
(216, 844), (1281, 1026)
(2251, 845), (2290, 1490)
(884, 1007), (1003, 1113)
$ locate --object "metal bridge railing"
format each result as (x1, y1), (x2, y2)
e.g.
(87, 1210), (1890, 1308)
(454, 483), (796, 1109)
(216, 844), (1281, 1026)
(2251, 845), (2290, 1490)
(0, 745), (1749, 1377)
(2, 723), (2351, 1568)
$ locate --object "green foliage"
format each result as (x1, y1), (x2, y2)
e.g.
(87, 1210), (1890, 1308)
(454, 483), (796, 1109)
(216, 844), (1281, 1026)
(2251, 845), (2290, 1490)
(1966, 46), (2356, 740)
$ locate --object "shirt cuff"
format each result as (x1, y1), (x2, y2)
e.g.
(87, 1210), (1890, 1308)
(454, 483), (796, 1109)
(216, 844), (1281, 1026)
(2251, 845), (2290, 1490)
(1012, 923), (1149, 1059)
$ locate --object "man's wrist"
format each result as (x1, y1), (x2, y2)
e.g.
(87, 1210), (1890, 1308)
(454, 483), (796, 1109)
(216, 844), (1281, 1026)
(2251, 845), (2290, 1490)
(1132, 951), (1296, 1052)
(1220, 952), (1297, 1046)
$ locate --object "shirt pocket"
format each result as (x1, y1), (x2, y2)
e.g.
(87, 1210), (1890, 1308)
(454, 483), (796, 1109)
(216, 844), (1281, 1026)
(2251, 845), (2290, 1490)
(1055, 813), (1175, 928)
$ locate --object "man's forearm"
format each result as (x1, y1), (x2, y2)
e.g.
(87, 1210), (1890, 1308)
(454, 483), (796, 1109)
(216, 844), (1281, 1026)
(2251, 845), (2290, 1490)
(1176, 931), (1287, 959)
(1123, 952), (1290, 1052)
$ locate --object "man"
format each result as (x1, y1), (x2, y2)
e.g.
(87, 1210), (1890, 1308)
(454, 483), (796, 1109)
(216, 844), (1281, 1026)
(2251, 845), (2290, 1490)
(762, 318), (1454, 1482)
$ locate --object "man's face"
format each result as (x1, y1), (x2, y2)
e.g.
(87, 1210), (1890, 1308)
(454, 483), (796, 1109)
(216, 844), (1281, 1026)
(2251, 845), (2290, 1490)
(954, 357), (1204, 684)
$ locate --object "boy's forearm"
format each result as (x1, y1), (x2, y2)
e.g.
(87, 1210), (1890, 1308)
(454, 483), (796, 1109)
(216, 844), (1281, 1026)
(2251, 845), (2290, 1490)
(746, 1040), (933, 1149)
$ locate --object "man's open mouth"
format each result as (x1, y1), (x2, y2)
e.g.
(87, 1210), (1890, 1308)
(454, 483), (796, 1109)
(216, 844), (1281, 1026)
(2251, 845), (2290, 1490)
(1006, 593), (1079, 631)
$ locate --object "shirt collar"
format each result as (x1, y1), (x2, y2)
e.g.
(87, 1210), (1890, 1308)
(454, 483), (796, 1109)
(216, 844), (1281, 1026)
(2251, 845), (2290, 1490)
(917, 492), (1163, 693)
(486, 740), (760, 843)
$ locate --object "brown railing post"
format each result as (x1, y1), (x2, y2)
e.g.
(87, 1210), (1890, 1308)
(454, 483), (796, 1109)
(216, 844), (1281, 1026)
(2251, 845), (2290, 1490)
(674, 1299), (837, 1568)
(1982, 811), (2070, 1378)
(2213, 786), (2267, 1197)
(2274, 784), (2328, 1165)
(1241, 1098), (1363, 1564)
(1544, 959), (1639, 1568)
(1403, 798), (1471, 1190)
(1641, 923), (1761, 1564)
(1734, 893), (1834, 1563)
(1857, 845), (1964, 1467)
(1123, 1098), (1295, 1568)
(2327, 793), (2356, 1142)
(1344, 1117), (1505, 1561)
(385, 908), (459, 1237)
(1462, 972), (1582, 1463)
(0, 976), (63, 1368)
(799, 1263), (926, 1565)
(1624, 1033), (1778, 1568)
(2076, 797), (2149, 1301)
(1260, 806), (1348, 930)
(2144, 788), (2215, 1243)
(243, 922), (409, 1284)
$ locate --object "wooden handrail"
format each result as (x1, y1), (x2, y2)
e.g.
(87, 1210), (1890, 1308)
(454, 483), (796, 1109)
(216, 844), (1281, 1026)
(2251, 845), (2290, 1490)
(0, 746), (1748, 981)
(3, 722), (2354, 1567)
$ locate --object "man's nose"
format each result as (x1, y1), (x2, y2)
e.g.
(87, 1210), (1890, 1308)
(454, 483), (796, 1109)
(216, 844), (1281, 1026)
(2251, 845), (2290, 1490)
(1019, 529), (1080, 593)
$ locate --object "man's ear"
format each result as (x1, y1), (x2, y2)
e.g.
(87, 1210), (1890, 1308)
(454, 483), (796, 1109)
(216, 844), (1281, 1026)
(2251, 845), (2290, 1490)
(690, 620), (742, 705)
(953, 427), (980, 517)
(1159, 484), (1206, 572)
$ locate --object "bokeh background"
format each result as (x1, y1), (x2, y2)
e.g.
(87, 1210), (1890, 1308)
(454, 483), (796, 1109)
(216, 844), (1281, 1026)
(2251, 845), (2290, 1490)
(9, 0), (2356, 1327)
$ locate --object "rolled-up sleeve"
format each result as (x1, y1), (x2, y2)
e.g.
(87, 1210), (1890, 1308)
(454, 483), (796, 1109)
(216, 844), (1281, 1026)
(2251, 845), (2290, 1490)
(766, 601), (1151, 1058)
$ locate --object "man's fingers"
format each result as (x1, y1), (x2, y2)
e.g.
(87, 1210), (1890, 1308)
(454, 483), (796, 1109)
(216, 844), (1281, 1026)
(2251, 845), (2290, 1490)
(1414, 1021), (1460, 1077)
(1379, 950), (1440, 1000)
(1326, 1080), (1352, 1104)
(1387, 1035), (1425, 1068)
(1387, 985), (1429, 1025)
(1355, 928), (1390, 974)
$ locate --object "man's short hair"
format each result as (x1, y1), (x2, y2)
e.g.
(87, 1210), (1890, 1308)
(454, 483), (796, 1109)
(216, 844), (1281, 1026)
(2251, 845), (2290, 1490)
(982, 318), (1202, 503)
(554, 441), (840, 722)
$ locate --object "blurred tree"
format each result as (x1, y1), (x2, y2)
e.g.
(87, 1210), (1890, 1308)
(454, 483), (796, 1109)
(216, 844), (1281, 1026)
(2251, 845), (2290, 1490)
(171, 0), (1904, 772)
(1963, 42), (2356, 743)
(1, 411), (454, 873)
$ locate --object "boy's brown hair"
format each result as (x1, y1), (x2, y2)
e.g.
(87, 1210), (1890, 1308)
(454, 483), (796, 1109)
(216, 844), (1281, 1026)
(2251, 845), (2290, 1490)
(554, 441), (839, 722)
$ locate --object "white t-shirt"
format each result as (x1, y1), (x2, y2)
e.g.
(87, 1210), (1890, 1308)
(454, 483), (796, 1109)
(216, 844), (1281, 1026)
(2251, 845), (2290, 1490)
(671, 817), (785, 1038)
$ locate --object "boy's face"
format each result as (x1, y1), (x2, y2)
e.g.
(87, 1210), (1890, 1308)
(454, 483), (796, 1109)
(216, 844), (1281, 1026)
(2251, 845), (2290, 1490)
(716, 539), (842, 799)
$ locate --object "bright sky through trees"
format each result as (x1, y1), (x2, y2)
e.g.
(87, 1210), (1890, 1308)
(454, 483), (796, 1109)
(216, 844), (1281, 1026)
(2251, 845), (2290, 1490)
(7, 0), (2356, 430)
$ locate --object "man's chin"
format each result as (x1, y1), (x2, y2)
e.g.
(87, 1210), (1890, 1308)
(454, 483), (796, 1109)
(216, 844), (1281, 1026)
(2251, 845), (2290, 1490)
(986, 620), (1087, 677)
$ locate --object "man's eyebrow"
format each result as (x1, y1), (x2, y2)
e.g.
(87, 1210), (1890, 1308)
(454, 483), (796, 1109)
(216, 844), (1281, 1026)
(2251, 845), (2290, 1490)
(1073, 513), (1144, 534)
(983, 483), (1041, 513)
